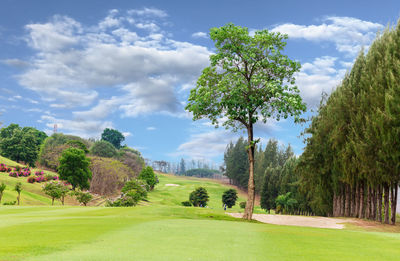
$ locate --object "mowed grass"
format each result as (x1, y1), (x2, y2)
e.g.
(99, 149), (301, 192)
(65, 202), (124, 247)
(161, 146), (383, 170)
(1, 171), (400, 260)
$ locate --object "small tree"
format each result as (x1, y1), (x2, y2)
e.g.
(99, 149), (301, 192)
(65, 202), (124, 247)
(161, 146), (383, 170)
(138, 166), (158, 190)
(59, 185), (70, 205)
(14, 182), (22, 205)
(43, 182), (62, 205)
(74, 191), (93, 206)
(275, 192), (297, 214)
(222, 189), (238, 208)
(101, 128), (125, 149)
(0, 182), (6, 204)
(58, 148), (92, 190)
(107, 179), (148, 207)
(189, 187), (209, 207)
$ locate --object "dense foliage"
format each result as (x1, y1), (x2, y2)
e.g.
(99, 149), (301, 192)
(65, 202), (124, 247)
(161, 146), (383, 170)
(90, 140), (117, 158)
(189, 187), (209, 207)
(138, 166), (158, 190)
(58, 148), (92, 190)
(298, 23), (400, 224)
(107, 179), (148, 207)
(101, 128), (125, 149)
(0, 124), (47, 166)
(222, 189), (238, 208)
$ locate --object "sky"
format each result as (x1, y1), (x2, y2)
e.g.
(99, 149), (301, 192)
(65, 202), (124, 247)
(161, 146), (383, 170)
(0, 0), (400, 166)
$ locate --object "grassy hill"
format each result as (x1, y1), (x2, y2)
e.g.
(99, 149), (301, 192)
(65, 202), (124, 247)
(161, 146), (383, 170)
(0, 156), (80, 206)
(1, 164), (400, 260)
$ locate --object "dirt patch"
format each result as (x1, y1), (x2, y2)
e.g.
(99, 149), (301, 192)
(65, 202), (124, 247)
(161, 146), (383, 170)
(228, 213), (355, 229)
(165, 184), (180, 187)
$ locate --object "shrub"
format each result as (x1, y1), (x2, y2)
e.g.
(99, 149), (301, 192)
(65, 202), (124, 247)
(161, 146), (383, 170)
(138, 166), (158, 190)
(35, 176), (45, 183)
(189, 187), (209, 207)
(3, 201), (16, 205)
(222, 189), (238, 208)
(181, 201), (192, 207)
(239, 201), (246, 209)
(106, 179), (147, 207)
(9, 172), (18, 178)
(73, 191), (93, 206)
(14, 165), (21, 172)
(90, 140), (117, 158)
(35, 171), (44, 176)
(27, 176), (36, 183)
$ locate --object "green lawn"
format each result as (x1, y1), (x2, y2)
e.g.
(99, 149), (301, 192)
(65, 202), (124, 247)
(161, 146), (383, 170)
(1, 171), (400, 260)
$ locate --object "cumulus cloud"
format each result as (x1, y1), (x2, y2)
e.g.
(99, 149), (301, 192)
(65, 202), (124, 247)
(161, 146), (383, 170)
(272, 16), (383, 56)
(9, 9), (211, 136)
(172, 129), (235, 159)
(296, 56), (346, 107)
(192, 32), (207, 39)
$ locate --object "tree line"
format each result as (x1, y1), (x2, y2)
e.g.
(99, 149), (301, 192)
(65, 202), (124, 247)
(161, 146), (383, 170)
(298, 23), (400, 224)
(224, 137), (312, 215)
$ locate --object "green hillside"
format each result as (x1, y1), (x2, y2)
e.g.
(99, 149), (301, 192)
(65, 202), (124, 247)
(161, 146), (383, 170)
(0, 156), (66, 206)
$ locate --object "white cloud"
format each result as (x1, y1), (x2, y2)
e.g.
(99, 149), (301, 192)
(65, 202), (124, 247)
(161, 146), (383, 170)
(2, 59), (30, 68)
(296, 56), (346, 107)
(8, 10), (212, 136)
(192, 32), (207, 39)
(147, 127), (156, 131)
(127, 8), (167, 18)
(172, 129), (235, 159)
(41, 115), (113, 138)
(271, 16), (383, 56)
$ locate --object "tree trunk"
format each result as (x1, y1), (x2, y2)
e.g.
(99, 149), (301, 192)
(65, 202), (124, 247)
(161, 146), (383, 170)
(17, 194), (20, 205)
(384, 184), (390, 224)
(344, 184), (350, 217)
(52, 198), (54, 206)
(371, 188), (376, 220)
(243, 123), (255, 220)
(366, 186), (371, 219)
(377, 184), (382, 223)
(333, 191), (338, 217)
(391, 184), (397, 225)
(354, 182), (359, 218)
(359, 181), (364, 218)
(62, 196), (65, 206)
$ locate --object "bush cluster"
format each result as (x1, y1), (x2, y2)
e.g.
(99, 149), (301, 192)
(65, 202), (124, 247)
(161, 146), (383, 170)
(0, 164), (12, 172)
(106, 179), (148, 207)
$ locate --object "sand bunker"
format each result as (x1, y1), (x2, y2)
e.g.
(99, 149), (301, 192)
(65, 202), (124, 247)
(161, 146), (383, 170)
(165, 184), (180, 187)
(228, 213), (353, 229)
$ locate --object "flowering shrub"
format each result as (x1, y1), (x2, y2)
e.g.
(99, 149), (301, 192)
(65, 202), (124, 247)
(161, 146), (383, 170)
(35, 176), (45, 183)
(0, 164), (12, 172)
(35, 171), (44, 176)
(14, 165), (22, 172)
(19, 171), (31, 177)
(9, 172), (18, 178)
(27, 176), (36, 183)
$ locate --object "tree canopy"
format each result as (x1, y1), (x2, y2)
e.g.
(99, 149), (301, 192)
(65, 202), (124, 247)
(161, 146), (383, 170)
(58, 148), (92, 190)
(186, 23), (306, 219)
(101, 128), (125, 149)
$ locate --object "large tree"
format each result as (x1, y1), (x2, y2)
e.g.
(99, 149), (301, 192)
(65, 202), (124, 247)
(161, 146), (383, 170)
(186, 23), (306, 219)
(101, 128), (125, 149)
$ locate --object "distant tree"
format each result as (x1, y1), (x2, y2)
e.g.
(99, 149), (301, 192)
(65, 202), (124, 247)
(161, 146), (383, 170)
(66, 140), (89, 153)
(0, 182), (6, 204)
(90, 140), (117, 158)
(222, 189), (238, 208)
(107, 179), (148, 207)
(0, 124), (46, 166)
(58, 148), (92, 190)
(101, 128), (125, 149)
(275, 192), (298, 214)
(186, 23), (306, 219)
(43, 182), (62, 205)
(14, 182), (22, 205)
(179, 158), (186, 175)
(138, 166), (158, 190)
(73, 191), (93, 206)
(189, 187), (209, 207)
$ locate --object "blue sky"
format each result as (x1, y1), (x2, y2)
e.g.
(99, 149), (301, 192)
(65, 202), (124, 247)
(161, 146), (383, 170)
(0, 0), (399, 165)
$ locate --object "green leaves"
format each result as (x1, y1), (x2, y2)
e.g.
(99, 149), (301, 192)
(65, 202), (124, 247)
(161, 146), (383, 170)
(186, 23), (306, 130)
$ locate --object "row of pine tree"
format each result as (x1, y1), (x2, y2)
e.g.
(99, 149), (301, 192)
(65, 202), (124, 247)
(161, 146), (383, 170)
(298, 23), (400, 224)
